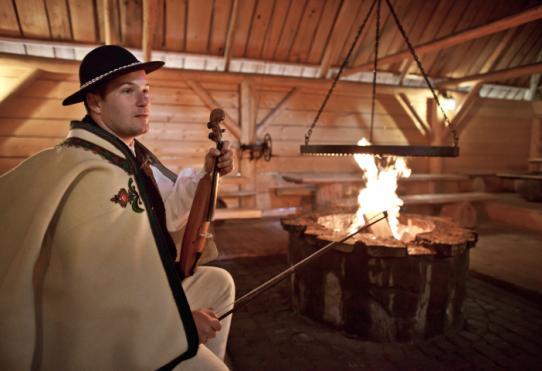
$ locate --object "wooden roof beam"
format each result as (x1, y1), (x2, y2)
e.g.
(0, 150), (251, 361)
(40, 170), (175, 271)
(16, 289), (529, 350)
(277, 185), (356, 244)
(377, 94), (427, 144)
(479, 28), (517, 74)
(317, 0), (350, 79)
(445, 82), (483, 140)
(396, 93), (430, 136)
(223, 0), (239, 72)
(142, 0), (158, 62)
(102, 0), (117, 44)
(438, 61), (542, 89)
(343, 4), (542, 77)
(0, 52), (454, 97)
(185, 80), (241, 140)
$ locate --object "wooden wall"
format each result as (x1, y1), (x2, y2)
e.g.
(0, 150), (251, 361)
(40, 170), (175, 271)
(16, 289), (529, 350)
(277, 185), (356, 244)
(444, 99), (533, 174)
(0, 65), (535, 209)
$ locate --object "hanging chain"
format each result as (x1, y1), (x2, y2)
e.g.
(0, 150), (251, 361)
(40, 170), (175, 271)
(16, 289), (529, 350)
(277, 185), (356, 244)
(369, 0), (381, 143)
(305, 0), (378, 145)
(384, 0), (458, 147)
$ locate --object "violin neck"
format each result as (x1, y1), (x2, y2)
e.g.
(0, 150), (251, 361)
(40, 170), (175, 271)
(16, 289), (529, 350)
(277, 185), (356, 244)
(206, 141), (222, 221)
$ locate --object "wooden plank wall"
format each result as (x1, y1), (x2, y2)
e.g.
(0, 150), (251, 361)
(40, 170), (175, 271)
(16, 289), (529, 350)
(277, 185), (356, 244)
(443, 99), (533, 173)
(0, 67), (534, 209)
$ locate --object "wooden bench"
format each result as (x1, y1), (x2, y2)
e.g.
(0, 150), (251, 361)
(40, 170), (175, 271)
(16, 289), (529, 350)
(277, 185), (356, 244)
(497, 173), (542, 181)
(528, 157), (542, 172)
(214, 208), (262, 220)
(497, 173), (542, 202)
(281, 172), (470, 184)
(274, 185), (315, 197)
(219, 190), (258, 198)
(401, 192), (497, 228)
(221, 175), (250, 185)
(401, 192), (497, 205)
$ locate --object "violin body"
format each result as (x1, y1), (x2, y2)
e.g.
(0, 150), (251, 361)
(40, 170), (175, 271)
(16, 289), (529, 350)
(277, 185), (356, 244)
(178, 109), (225, 278)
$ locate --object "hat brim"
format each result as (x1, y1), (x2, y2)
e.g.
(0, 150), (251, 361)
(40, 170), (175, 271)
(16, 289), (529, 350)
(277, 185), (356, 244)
(62, 60), (165, 106)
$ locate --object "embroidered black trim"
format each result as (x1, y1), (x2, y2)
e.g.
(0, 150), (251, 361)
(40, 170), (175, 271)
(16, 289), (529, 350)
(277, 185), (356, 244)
(60, 137), (133, 174)
(135, 140), (178, 183)
(70, 119), (199, 367)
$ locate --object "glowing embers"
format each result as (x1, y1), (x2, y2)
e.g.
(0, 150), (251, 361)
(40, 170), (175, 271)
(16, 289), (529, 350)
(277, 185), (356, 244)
(313, 138), (417, 241)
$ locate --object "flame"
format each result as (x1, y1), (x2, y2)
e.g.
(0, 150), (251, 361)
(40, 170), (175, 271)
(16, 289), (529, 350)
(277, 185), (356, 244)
(349, 138), (411, 239)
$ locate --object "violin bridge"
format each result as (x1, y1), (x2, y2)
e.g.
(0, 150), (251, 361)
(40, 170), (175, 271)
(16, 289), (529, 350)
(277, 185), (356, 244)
(199, 232), (214, 239)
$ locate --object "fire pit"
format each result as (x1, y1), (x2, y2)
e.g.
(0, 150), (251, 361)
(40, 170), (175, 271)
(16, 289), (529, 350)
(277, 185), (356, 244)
(281, 209), (477, 342)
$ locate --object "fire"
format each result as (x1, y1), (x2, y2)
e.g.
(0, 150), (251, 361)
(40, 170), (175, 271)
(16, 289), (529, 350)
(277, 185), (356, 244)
(349, 138), (411, 239)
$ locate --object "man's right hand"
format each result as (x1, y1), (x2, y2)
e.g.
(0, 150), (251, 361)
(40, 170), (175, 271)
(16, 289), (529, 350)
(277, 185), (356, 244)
(192, 308), (222, 344)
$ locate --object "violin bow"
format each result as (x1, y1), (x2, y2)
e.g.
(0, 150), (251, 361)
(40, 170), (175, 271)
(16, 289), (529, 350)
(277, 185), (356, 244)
(217, 211), (388, 320)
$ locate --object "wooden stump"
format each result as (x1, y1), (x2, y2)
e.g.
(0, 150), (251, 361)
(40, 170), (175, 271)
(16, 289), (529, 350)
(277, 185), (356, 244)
(282, 211), (477, 342)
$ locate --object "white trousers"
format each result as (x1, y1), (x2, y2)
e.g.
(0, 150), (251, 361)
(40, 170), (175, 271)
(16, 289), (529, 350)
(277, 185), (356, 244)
(176, 266), (235, 370)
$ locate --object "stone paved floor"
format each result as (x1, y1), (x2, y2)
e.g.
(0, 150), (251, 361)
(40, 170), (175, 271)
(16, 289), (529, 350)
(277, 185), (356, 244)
(212, 219), (542, 371)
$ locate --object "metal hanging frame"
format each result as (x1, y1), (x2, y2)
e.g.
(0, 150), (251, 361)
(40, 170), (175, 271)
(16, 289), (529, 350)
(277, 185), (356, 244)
(301, 0), (460, 158)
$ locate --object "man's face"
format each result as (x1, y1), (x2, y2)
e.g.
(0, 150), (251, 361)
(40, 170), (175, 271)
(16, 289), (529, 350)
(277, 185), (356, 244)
(90, 70), (151, 143)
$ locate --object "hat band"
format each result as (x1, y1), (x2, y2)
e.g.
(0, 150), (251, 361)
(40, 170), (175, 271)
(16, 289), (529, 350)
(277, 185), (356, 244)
(79, 61), (143, 90)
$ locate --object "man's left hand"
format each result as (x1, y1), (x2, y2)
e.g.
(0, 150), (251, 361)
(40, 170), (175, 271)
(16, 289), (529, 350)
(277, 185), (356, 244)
(204, 141), (233, 176)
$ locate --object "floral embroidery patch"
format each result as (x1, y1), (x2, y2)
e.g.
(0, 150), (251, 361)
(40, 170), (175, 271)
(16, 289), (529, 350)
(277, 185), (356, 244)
(110, 178), (145, 213)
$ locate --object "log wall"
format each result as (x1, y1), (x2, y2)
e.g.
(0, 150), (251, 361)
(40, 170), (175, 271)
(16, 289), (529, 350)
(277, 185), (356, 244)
(0, 66), (535, 209)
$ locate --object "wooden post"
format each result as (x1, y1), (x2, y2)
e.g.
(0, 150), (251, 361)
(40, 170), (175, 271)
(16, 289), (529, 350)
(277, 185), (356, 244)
(530, 117), (541, 167)
(239, 78), (257, 208)
(427, 98), (444, 184)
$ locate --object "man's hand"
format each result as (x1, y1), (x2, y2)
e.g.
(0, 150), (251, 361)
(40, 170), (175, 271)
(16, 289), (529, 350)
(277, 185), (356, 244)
(204, 141), (233, 176)
(192, 308), (222, 344)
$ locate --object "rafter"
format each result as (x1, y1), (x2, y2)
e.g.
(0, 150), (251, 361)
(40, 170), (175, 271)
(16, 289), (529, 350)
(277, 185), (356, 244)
(317, 0), (351, 78)
(377, 94), (427, 144)
(396, 93), (430, 136)
(344, 4), (542, 77)
(142, 0), (158, 62)
(185, 80), (241, 140)
(479, 28), (517, 74)
(256, 87), (299, 137)
(102, 0), (117, 44)
(223, 0), (239, 72)
(438, 62), (542, 89)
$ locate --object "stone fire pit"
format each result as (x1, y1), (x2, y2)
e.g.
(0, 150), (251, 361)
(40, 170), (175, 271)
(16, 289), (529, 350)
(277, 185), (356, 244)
(281, 209), (477, 342)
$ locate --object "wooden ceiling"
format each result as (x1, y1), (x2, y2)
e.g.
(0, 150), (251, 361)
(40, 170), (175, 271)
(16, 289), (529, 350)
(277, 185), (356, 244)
(0, 0), (541, 90)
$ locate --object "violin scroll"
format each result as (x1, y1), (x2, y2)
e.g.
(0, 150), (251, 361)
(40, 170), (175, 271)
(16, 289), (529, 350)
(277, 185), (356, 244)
(208, 109), (225, 145)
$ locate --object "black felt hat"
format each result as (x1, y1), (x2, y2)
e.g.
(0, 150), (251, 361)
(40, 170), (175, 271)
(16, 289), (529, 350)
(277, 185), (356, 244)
(62, 45), (164, 106)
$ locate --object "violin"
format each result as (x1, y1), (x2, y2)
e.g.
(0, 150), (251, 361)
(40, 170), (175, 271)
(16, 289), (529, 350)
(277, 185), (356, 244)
(178, 108), (225, 278)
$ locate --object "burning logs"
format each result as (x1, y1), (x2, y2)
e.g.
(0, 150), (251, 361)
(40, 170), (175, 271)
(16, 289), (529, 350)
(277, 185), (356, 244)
(281, 209), (477, 342)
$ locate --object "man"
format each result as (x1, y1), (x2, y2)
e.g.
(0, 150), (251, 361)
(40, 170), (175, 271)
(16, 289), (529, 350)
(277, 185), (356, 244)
(0, 45), (234, 370)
